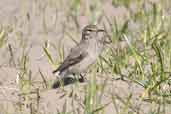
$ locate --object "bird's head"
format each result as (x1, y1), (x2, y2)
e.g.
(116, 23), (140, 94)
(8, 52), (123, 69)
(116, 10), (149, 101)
(82, 25), (103, 40)
(82, 25), (111, 44)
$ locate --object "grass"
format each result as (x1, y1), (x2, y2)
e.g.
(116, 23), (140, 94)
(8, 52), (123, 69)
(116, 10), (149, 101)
(0, 0), (171, 114)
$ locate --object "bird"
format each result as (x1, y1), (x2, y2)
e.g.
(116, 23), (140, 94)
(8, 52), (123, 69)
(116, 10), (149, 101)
(52, 25), (110, 88)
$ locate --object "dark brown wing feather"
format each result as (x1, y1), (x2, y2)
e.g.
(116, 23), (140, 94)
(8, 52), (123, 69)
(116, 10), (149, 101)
(52, 44), (88, 74)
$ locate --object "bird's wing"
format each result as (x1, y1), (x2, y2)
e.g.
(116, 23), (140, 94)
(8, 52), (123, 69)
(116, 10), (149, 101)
(52, 44), (88, 74)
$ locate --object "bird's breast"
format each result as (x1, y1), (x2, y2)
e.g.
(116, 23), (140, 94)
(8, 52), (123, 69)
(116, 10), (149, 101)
(68, 41), (103, 73)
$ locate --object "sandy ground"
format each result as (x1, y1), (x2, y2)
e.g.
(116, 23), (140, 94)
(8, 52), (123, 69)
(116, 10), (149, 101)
(0, 0), (170, 114)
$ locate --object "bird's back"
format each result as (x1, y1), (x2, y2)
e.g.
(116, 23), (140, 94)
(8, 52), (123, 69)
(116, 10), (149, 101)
(53, 40), (89, 76)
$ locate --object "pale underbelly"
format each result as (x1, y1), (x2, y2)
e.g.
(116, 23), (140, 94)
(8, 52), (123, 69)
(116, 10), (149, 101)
(69, 54), (99, 73)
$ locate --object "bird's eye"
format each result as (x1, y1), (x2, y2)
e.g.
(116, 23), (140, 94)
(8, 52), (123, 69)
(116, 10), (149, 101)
(86, 29), (93, 33)
(97, 29), (105, 32)
(87, 29), (93, 32)
(85, 29), (94, 35)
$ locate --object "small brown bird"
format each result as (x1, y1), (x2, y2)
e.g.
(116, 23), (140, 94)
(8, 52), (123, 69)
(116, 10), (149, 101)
(52, 25), (109, 87)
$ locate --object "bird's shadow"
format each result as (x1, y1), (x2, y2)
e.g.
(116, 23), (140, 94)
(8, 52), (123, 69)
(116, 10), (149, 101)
(52, 77), (85, 89)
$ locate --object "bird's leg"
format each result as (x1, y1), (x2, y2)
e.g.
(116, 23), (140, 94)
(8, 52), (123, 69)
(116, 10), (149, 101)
(71, 73), (82, 84)
(72, 73), (77, 80)
(72, 73), (79, 81)
(72, 73), (86, 83)
(79, 73), (86, 82)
